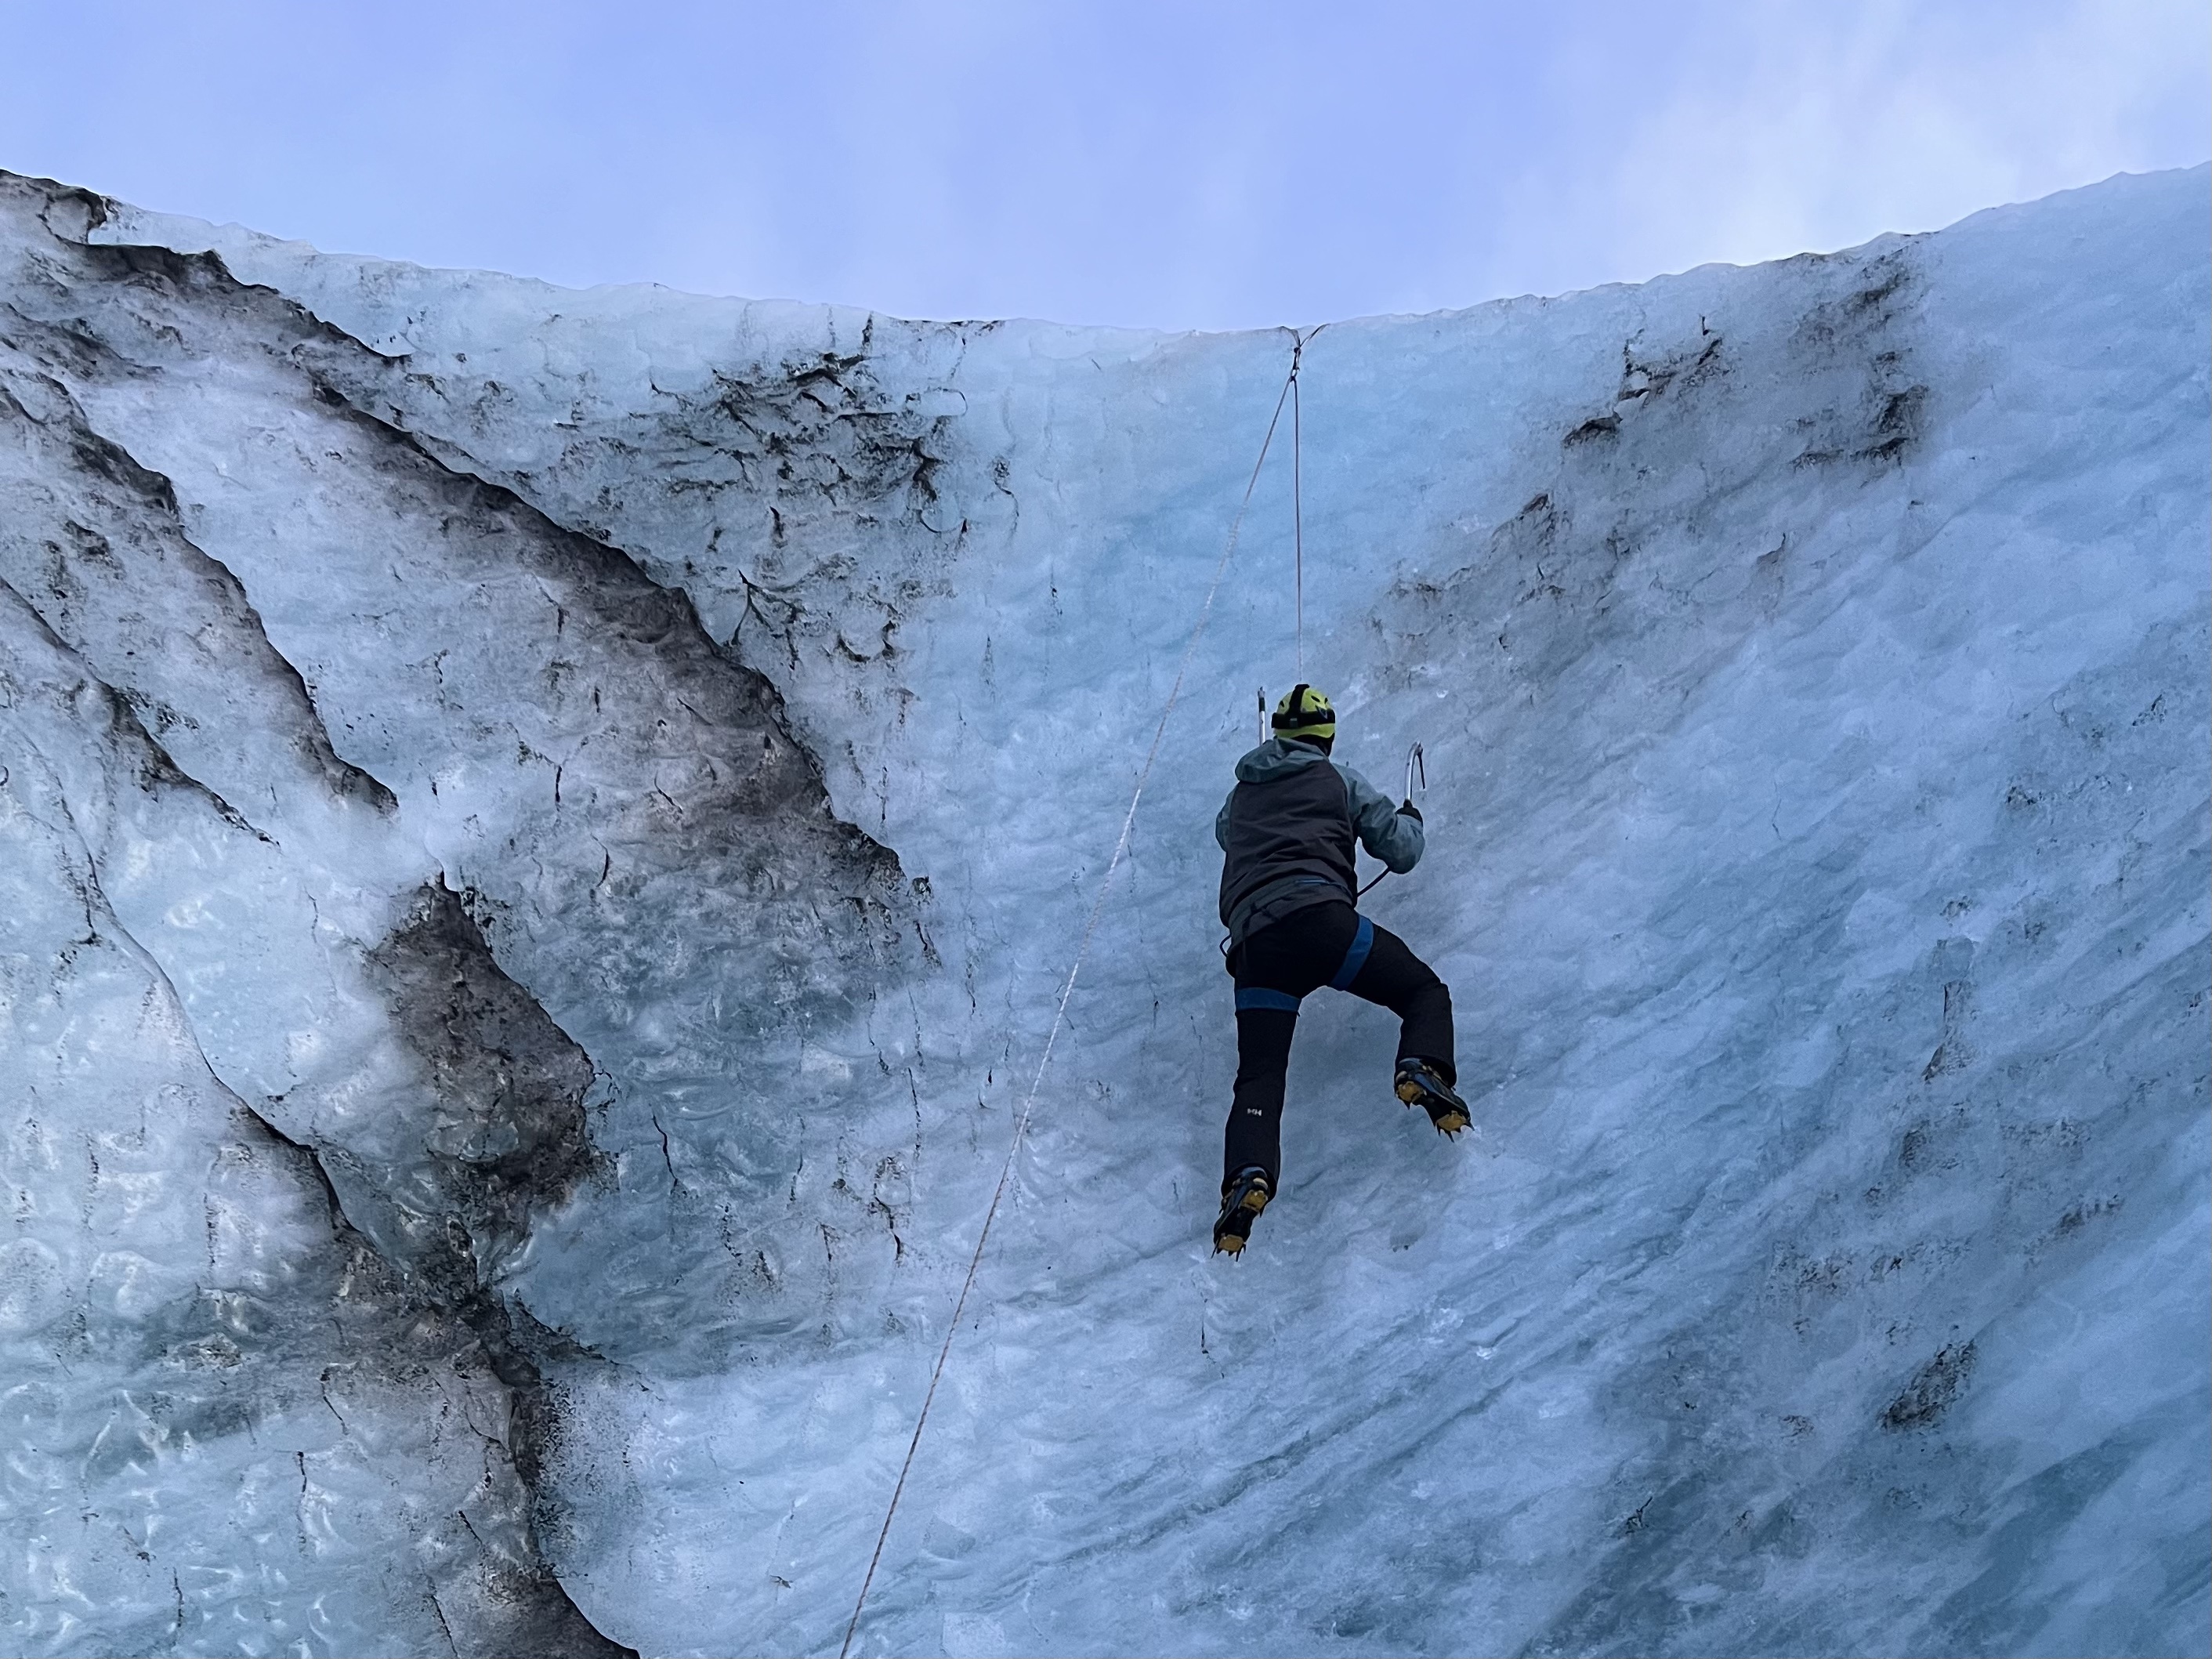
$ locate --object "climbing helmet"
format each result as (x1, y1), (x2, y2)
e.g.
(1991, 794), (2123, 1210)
(1271, 683), (1336, 744)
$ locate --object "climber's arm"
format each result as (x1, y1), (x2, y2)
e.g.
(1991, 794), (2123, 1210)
(1344, 766), (1424, 873)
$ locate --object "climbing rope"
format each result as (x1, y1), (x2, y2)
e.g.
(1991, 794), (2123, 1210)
(838, 339), (1305, 1659)
(1291, 333), (1305, 676)
(1288, 325), (1325, 677)
(1263, 324), (1327, 748)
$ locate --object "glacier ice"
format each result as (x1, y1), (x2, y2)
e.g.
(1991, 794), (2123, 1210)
(0, 164), (2206, 1656)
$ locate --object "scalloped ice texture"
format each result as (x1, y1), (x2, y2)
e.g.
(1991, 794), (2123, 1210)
(0, 164), (2204, 1656)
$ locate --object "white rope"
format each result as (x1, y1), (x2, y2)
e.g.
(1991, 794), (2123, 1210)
(1288, 323), (1328, 683)
(1291, 336), (1305, 677)
(838, 344), (1302, 1659)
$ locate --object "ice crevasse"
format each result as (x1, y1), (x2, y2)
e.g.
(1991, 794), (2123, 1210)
(0, 163), (2204, 1657)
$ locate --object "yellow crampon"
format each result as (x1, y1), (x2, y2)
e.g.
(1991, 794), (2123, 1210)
(1398, 1070), (1472, 1136)
(1212, 1172), (1272, 1255)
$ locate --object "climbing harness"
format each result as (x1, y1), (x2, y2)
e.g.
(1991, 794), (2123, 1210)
(839, 336), (1307, 1659)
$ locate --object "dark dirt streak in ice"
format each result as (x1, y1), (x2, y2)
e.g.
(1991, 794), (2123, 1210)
(297, 375), (917, 994)
(365, 876), (609, 1288)
(0, 306), (398, 815)
(0, 668), (631, 1657)
(172, 855), (635, 1656)
(8, 161), (914, 1049)
(5, 173), (929, 1404)
(357, 873), (633, 1520)
(0, 173), (672, 1655)
(1881, 1338), (1978, 1431)
(308, 266), (991, 734)
(234, 1100), (638, 1659)
(1378, 238), (1935, 740)
(0, 569), (266, 840)
(0, 169), (942, 1640)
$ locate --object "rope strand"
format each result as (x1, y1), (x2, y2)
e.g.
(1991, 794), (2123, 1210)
(1291, 337), (1304, 678)
(838, 343), (1303, 1659)
(1288, 324), (1326, 681)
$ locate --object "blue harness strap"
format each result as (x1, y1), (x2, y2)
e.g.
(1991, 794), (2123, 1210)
(1329, 915), (1376, 991)
(1235, 987), (1303, 1014)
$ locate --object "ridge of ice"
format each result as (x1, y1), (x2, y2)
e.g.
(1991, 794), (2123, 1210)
(0, 165), (2205, 1657)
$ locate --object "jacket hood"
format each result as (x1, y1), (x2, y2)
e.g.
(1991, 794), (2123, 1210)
(1233, 737), (1333, 784)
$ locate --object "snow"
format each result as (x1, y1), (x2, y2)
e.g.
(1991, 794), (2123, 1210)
(0, 163), (2205, 1656)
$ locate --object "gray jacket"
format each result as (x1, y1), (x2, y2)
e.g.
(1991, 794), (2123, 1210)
(1214, 738), (1424, 947)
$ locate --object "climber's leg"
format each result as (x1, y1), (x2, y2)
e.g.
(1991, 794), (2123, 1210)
(1223, 903), (1359, 1190)
(1223, 1004), (1297, 1191)
(1341, 920), (1455, 1082)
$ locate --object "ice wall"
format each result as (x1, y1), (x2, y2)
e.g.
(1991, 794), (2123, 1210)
(2, 165), (2206, 1657)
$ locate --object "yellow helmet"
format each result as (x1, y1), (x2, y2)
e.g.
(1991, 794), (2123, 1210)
(1271, 683), (1336, 743)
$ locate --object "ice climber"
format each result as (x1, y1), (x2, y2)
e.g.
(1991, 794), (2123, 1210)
(1211, 685), (1466, 1256)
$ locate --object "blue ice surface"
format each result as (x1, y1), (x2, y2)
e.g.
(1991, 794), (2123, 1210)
(0, 163), (2203, 1657)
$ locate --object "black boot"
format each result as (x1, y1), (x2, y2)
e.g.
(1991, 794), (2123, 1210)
(1212, 1166), (1273, 1256)
(1396, 1059), (1470, 1136)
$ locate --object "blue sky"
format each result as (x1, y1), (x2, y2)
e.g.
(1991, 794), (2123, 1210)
(4, 0), (2205, 330)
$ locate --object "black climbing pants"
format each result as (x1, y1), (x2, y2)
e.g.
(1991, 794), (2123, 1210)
(1223, 901), (1454, 1190)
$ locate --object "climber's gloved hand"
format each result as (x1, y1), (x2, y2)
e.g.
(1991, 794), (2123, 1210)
(1398, 798), (1422, 822)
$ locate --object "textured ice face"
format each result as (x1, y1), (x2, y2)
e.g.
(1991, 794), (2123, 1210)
(2, 165), (2207, 1657)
